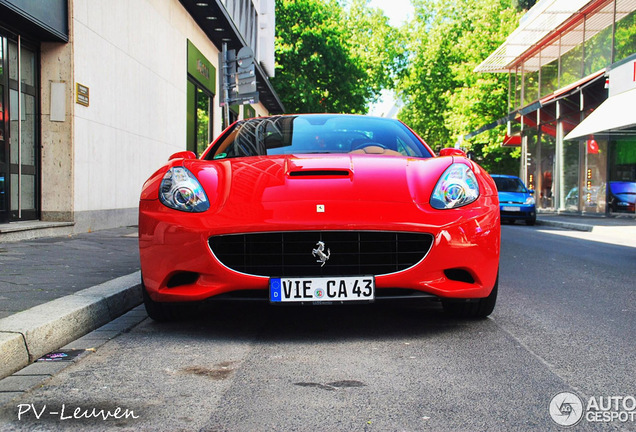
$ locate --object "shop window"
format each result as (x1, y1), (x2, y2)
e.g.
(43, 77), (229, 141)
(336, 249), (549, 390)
(580, 139), (607, 214)
(540, 58), (559, 97)
(0, 40), (4, 219)
(608, 139), (636, 214)
(584, 25), (612, 76)
(524, 126), (539, 193)
(614, 9), (636, 63)
(560, 44), (584, 88)
(562, 138), (581, 211)
(186, 40), (216, 157)
(612, 139), (636, 181)
(524, 69), (539, 105)
(187, 80), (214, 157)
(5, 39), (38, 221)
(539, 124), (556, 209)
(196, 87), (212, 156)
(514, 67), (522, 110)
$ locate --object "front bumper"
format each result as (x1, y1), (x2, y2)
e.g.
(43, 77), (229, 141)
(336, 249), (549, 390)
(139, 198), (500, 303)
(499, 204), (536, 221)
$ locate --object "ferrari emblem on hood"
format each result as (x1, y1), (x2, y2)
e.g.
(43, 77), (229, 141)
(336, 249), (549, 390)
(312, 241), (330, 267)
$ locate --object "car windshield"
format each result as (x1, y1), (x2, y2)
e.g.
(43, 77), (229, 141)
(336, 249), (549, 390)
(493, 177), (528, 193)
(206, 115), (433, 160)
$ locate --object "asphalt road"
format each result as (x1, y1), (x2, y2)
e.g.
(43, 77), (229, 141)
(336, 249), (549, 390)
(1, 225), (634, 431)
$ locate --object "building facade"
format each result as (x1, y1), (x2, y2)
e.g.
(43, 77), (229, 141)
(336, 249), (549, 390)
(0, 0), (283, 237)
(476, 0), (636, 216)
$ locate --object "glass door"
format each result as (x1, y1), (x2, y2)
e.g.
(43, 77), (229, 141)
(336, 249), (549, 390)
(0, 36), (8, 222)
(6, 37), (39, 221)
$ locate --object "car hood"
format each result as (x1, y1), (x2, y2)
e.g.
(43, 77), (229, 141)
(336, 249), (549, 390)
(183, 155), (456, 208)
(497, 191), (530, 204)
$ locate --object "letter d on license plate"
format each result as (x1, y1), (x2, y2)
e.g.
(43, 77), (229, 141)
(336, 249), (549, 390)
(270, 276), (375, 303)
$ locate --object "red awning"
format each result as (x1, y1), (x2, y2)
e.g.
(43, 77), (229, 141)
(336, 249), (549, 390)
(502, 134), (522, 147)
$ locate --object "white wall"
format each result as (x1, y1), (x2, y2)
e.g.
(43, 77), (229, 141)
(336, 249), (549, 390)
(70, 0), (271, 226)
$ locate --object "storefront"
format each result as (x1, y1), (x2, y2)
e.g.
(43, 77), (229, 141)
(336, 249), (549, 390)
(187, 40), (217, 158)
(0, 0), (68, 223)
(565, 57), (636, 214)
(476, 0), (636, 216)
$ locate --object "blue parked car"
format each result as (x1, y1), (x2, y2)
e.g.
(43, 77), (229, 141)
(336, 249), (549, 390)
(608, 181), (636, 213)
(491, 174), (536, 225)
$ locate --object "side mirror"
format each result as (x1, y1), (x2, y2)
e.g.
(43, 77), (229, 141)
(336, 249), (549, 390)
(528, 189), (535, 194)
(168, 151), (197, 161)
(439, 148), (467, 157)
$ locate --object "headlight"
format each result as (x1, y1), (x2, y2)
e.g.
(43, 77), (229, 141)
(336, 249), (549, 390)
(430, 164), (479, 209)
(159, 167), (209, 212)
(525, 196), (535, 205)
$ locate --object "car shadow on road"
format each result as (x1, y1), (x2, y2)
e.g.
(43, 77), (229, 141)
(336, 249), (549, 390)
(140, 300), (495, 343)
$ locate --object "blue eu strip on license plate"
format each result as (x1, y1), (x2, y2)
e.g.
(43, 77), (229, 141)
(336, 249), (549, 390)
(270, 276), (375, 303)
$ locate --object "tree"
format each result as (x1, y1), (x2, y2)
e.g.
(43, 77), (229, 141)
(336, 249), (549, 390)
(271, 0), (402, 113)
(341, 0), (407, 105)
(397, 0), (522, 173)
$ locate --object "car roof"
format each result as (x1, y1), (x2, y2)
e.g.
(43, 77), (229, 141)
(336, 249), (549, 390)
(490, 174), (521, 179)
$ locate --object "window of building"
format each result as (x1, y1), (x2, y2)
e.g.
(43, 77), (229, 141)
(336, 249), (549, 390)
(584, 24), (612, 76)
(0, 34), (39, 222)
(614, 8), (636, 62)
(0, 38), (5, 221)
(560, 43), (584, 88)
(608, 139), (636, 214)
(539, 124), (557, 209)
(524, 68), (539, 105)
(581, 139), (608, 214)
(195, 85), (213, 156)
(540, 57), (559, 96)
(514, 67), (522, 110)
(524, 125), (539, 192)
(186, 41), (216, 157)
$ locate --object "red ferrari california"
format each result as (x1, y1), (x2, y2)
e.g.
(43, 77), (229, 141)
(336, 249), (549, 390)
(139, 114), (500, 321)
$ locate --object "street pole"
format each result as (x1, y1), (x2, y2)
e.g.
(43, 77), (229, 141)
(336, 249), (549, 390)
(222, 42), (230, 128)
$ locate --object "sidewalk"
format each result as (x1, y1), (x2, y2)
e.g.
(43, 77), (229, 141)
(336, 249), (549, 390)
(0, 226), (142, 379)
(1, 214), (635, 380)
(535, 212), (636, 248)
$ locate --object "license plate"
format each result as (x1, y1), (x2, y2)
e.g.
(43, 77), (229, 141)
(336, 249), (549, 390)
(270, 276), (375, 303)
(502, 206), (521, 212)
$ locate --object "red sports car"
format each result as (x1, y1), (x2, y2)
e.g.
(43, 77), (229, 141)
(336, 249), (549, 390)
(139, 114), (500, 321)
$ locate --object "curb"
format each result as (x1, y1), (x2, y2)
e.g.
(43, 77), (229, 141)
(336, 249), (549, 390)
(535, 219), (593, 232)
(0, 271), (142, 380)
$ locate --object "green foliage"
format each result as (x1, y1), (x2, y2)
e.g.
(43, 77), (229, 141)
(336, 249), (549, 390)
(342, 0), (407, 104)
(397, 0), (523, 174)
(271, 0), (403, 113)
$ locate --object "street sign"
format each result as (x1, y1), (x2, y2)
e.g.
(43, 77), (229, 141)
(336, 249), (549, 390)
(232, 91), (259, 105)
(236, 46), (256, 95)
(236, 47), (254, 68)
(237, 78), (256, 94)
(218, 48), (236, 107)
(219, 44), (259, 114)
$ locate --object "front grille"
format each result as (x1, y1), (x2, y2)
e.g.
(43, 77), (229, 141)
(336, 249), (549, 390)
(209, 231), (434, 277)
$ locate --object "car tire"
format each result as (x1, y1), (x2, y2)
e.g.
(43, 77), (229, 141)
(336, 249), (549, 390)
(142, 279), (190, 322)
(525, 216), (536, 226)
(442, 272), (498, 319)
